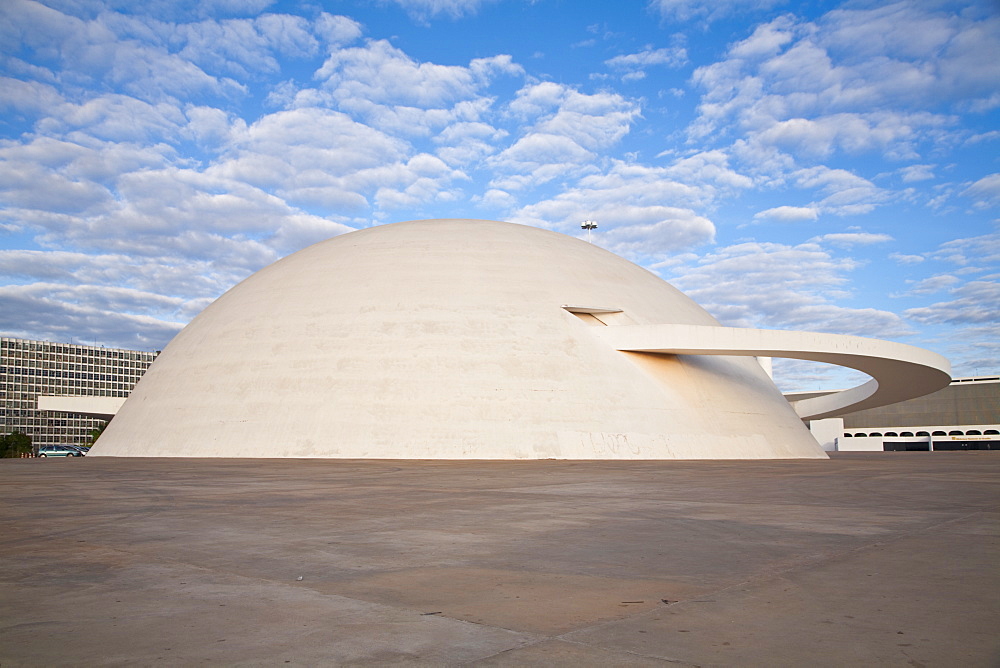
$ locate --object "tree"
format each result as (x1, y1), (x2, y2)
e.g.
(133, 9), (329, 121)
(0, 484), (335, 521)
(88, 421), (108, 445)
(1, 431), (32, 458)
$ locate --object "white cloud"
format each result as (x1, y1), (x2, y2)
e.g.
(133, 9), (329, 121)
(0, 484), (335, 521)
(0, 76), (63, 115)
(926, 230), (1000, 268)
(754, 205), (818, 223)
(666, 150), (753, 190)
(664, 240), (911, 342)
(317, 39), (511, 109)
(506, 160), (719, 256)
(900, 164), (935, 183)
(505, 82), (638, 150)
(37, 94), (187, 143)
(962, 173), (1000, 209)
(433, 121), (507, 166)
(216, 107), (456, 211)
(313, 13), (364, 45)
(0, 249), (240, 302)
(605, 45), (688, 80)
(489, 83), (641, 191)
(905, 274), (960, 295)
(792, 166), (888, 216)
(0, 153), (113, 215)
(812, 232), (893, 247)
(0, 1), (249, 104)
(890, 252), (924, 265)
(687, 3), (1000, 178)
(494, 133), (594, 167)
(310, 40), (521, 137)
(219, 108), (409, 205)
(0, 282), (184, 350)
(728, 14), (796, 59)
(905, 280), (1000, 325)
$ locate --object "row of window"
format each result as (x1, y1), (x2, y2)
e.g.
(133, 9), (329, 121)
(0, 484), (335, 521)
(5, 380), (135, 400)
(1, 417), (93, 427)
(1, 368), (143, 381)
(2, 363), (147, 373)
(0, 338), (157, 360)
(3, 362), (145, 373)
(844, 429), (1000, 438)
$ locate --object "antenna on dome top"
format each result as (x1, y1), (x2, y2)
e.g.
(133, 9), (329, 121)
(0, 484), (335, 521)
(580, 220), (598, 243)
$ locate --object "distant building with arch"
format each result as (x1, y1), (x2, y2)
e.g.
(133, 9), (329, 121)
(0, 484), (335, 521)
(803, 376), (1000, 452)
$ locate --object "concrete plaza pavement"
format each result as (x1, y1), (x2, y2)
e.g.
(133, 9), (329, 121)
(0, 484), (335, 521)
(0, 453), (997, 666)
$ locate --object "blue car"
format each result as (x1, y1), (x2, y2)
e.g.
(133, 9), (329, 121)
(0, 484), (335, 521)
(37, 445), (84, 457)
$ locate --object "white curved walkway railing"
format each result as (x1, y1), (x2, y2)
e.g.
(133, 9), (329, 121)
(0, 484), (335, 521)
(593, 324), (952, 420)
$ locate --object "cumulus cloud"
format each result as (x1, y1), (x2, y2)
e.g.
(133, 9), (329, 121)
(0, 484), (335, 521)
(318, 40), (482, 108)
(890, 252), (924, 265)
(38, 94), (187, 143)
(0, 77), (64, 115)
(891, 230), (1000, 376)
(812, 232), (892, 247)
(900, 164), (935, 183)
(753, 205), (818, 223)
(605, 44), (688, 80)
(311, 40), (521, 137)
(433, 121), (508, 166)
(506, 160), (724, 256)
(489, 83), (641, 190)
(905, 280), (1000, 325)
(0, 283), (184, 350)
(926, 230), (1000, 268)
(792, 166), (888, 216)
(905, 274), (961, 295)
(686, 2), (1000, 199)
(962, 173), (1000, 209)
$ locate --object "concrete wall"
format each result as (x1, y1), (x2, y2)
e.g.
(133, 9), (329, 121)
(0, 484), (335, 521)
(809, 418), (844, 452)
(835, 436), (885, 452)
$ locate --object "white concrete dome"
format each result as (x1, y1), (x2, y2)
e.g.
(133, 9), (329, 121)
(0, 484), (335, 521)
(92, 219), (827, 459)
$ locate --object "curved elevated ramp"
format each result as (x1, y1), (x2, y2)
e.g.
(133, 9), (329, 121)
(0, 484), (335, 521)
(593, 324), (952, 420)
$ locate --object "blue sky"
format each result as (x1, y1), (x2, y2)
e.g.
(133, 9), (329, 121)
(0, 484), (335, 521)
(1, 0), (997, 390)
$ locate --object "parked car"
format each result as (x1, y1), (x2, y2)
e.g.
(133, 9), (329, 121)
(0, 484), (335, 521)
(37, 445), (84, 457)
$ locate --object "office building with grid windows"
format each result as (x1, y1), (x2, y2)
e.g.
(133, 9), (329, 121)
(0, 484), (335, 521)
(0, 337), (157, 450)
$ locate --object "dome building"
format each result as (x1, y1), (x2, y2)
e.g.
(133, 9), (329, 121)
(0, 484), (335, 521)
(90, 219), (949, 459)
